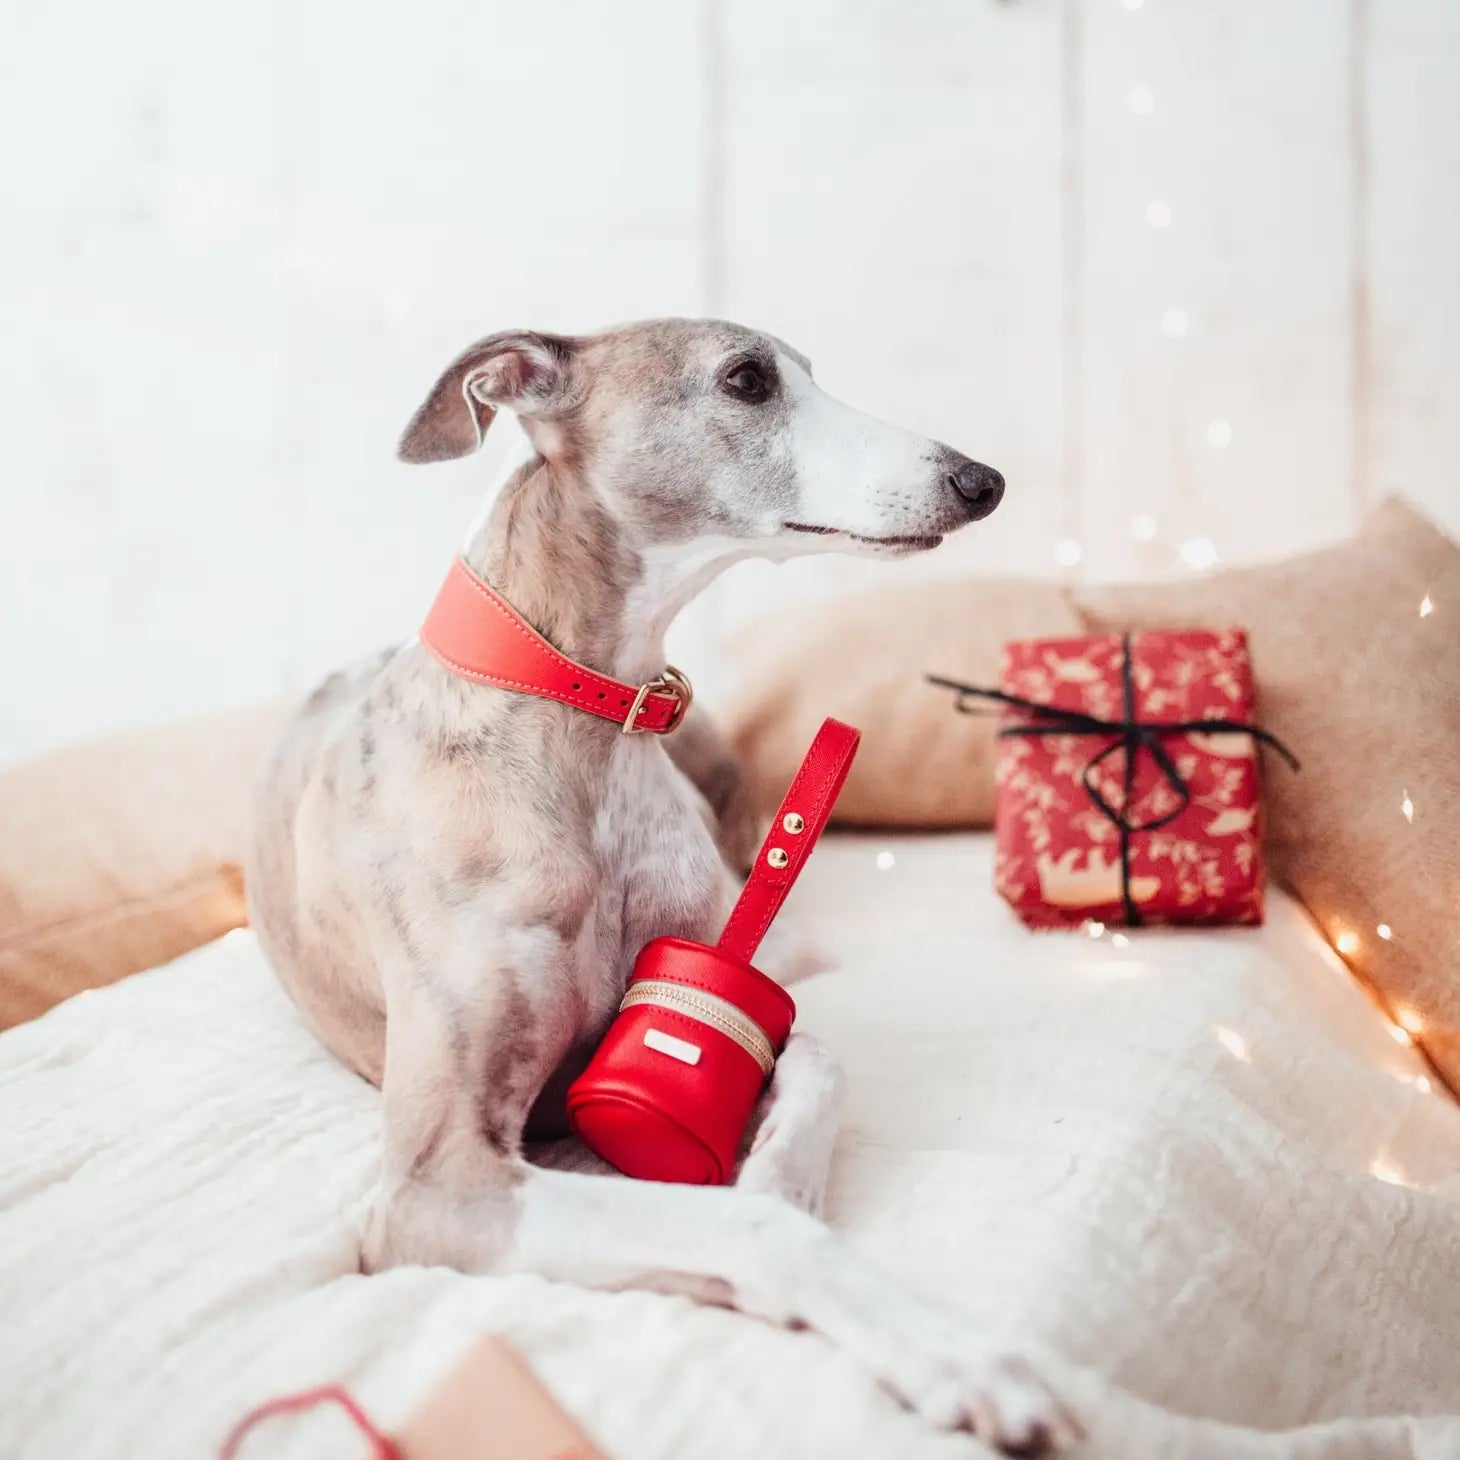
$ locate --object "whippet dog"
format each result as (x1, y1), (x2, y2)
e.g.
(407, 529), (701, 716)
(248, 319), (1079, 1454)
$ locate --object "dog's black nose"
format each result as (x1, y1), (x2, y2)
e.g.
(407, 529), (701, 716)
(946, 459), (1005, 520)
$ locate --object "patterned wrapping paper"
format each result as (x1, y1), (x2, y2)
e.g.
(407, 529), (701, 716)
(992, 628), (1268, 929)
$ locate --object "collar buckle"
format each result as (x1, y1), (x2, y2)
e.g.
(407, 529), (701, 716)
(623, 666), (694, 735)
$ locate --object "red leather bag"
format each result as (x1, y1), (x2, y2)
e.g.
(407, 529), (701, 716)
(567, 718), (860, 1184)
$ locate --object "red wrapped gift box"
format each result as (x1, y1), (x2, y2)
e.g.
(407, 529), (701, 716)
(962, 628), (1292, 929)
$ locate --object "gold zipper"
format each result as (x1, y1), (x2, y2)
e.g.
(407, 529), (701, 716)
(619, 979), (777, 1076)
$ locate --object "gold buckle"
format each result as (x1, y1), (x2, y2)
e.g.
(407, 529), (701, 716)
(622, 665), (693, 735)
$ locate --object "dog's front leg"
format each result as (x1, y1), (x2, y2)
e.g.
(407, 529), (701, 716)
(359, 921), (583, 1275)
(735, 1033), (845, 1218)
(499, 1164), (1078, 1454)
(364, 981), (1079, 1455)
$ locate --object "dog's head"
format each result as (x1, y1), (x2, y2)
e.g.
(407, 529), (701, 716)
(398, 318), (1003, 559)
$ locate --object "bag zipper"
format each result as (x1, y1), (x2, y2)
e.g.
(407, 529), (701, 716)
(618, 980), (777, 1076)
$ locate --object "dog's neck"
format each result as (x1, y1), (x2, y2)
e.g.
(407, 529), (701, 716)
(461, 452), (733, 687)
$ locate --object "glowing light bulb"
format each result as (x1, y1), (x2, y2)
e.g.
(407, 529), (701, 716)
(1214, 1027), (1250, 1063)
(1401, 790), (1414, 823)
(1179, 536), (1219, 571)
(1130, 512), (1159, 542)
(1334, 930), (1359, 956)
(1085, 920), (1106, 938)
(875, 851), (896, 871)
(1128, 85), (1155, 115)
(1055, 538), (1084, 568)
(1161, 308), (1189, 338)
(1205, 419), (1233, 449)
(1419, 594), (1434, 618)
(1376, 923), (1393, 941)
(1145, 199), (1172, 228)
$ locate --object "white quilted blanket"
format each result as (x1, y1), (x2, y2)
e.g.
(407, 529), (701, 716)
(4, 834), (1460, 1460)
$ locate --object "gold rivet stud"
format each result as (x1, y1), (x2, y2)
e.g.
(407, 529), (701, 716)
(782, 813), (805, 835)
(767, 847), (790, 869)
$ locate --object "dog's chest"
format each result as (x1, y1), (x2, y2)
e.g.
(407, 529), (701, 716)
(579, 742), (726, 991)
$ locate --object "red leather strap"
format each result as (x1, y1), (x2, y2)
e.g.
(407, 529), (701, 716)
(420, 558), (691, 734)
(717, 718), (860, 966)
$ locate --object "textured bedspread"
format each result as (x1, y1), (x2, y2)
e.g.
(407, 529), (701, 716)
(4, 833), (1460, 1459)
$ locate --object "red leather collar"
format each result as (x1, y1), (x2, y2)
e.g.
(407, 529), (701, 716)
(420, 557), (693, 734)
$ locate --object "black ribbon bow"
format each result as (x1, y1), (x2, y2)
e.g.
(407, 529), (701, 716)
(928, 634), (1300, 927)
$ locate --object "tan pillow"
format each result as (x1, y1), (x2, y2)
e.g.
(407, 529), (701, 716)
(721, 576), (1081, 826)
(0, 700), (294, 1027)
(1072, 498), (1460, 1088)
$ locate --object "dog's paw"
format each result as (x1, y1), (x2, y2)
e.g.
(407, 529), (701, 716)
(875, 1334), (1082, 1456)
(799, 1235), (1081, 1453)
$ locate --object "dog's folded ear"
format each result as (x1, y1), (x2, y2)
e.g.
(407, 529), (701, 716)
(397, 331), (576, 465)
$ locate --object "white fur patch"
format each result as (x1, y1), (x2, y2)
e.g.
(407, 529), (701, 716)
(779, 358), (941, 539)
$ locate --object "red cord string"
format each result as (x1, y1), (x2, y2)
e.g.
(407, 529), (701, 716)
(219, 1384), (401, 1460)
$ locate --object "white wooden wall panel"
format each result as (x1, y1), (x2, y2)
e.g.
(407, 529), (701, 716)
(1078, 0), (1356, 580)
(1, 1), (295, 752)
(1365, 0), (1460, 535)
(2, 0), (1457, 756)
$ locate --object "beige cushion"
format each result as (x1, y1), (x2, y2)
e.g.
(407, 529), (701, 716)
(721, 576), (1081, 826)
(0, 701), (293, 1028)
(1072, 498), (1460, 1089)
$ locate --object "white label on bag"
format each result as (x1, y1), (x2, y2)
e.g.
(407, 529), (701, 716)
(643, 1027), (703, 1066)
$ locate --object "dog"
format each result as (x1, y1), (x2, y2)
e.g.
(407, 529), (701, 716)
(247, 319), (1079, 1454)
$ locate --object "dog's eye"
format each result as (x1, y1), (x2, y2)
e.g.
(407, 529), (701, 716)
(721, 361), (772, 403)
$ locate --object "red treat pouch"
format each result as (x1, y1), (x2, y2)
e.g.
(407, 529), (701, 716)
(567, 717), (860, 1184)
